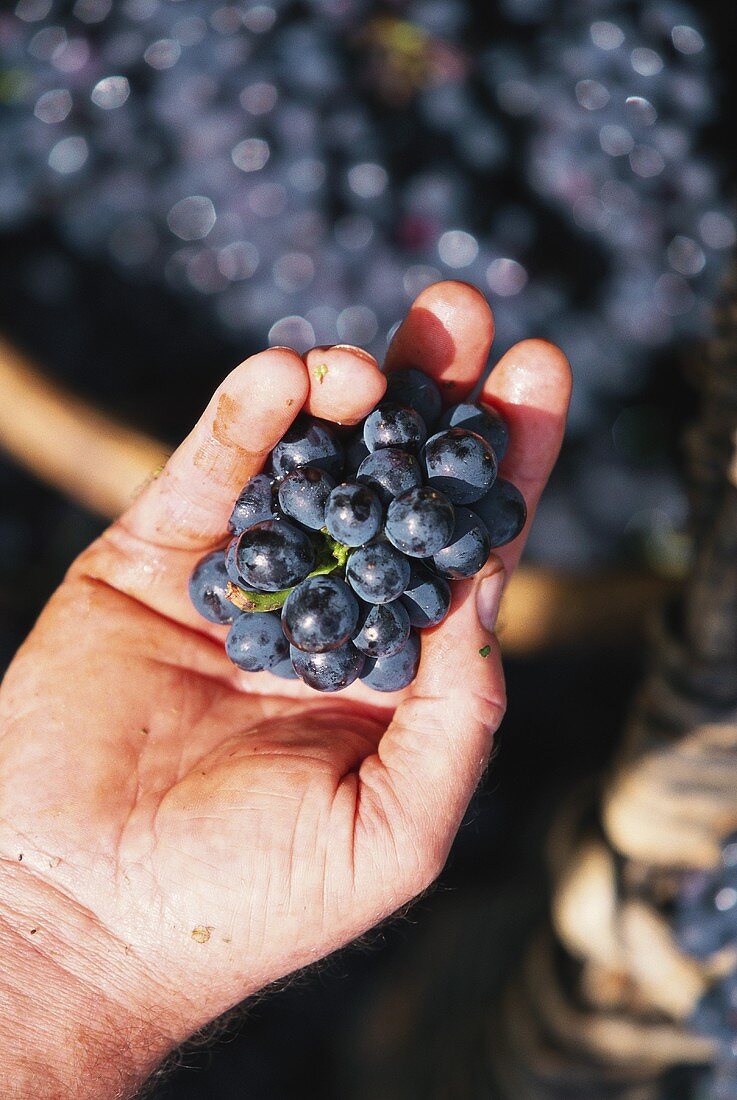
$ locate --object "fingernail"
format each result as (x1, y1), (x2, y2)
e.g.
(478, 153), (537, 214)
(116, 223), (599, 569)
(476, 568), (505, 633)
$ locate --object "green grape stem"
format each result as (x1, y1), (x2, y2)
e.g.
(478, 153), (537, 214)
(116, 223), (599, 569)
(225, 530), (351, 613)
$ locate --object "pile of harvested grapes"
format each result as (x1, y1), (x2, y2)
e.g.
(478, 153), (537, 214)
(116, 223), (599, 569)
(189, 367), (525, 693)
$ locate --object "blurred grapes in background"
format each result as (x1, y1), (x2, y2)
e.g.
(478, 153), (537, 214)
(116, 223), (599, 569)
(1, 0), (735, 587)
(0, 1), (735, 1096)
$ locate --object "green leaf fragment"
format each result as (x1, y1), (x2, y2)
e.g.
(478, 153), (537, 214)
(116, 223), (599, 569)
(478, 644), (491, 658)
(225, 581), (291, 613)
(320, 530), (351, 571)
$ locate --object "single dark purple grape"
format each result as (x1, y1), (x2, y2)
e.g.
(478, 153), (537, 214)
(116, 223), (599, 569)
(189, 550), (236, 624)
(363, 402), (427, 453)
(352, 600), (411, 658)
(400, 561), (451, 628)
(473, 478), (527, 547)
(440, 402), (509, 461)
(325, 482), (382, 547)
(357, 448), (423, 505)
(384, 368), (442, 429)
(270, 416), (343, 478)
(234, 519), (315, 592)
(385, 485), (455, 557)
(290, 641), (364, 692)
(344, 428), (370, 474)
(432, 507), (491, 579)
(277, 466), (335, 530)
(225, 611), (288, 672)
(346, 541), (411, 604)
(360, 630), (421, 692)
(282, 575), (359, 652)
(228, 473), (276, 533)
(423, 428), (497, 504)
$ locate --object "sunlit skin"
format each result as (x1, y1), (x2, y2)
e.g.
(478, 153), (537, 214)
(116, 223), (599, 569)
(0, 282), (570, 1097)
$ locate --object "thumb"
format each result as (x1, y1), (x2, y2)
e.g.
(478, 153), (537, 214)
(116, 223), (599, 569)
(357, 557), (506, 891)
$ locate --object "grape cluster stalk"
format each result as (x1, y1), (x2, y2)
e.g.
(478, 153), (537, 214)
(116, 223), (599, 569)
(189, 366), (525, 692)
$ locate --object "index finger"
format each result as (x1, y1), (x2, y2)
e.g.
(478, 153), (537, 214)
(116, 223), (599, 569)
(118, 347), (309, 551)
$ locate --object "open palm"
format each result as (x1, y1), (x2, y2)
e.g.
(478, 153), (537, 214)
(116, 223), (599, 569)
(0, 283), (569, 1070)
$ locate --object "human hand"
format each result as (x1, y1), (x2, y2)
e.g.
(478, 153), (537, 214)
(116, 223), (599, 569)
(0, 281), (570, 1098)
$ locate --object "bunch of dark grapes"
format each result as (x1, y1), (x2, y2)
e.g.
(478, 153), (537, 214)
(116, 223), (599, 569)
(673, 833), (737, 1099)
(189, 367), (525, 694)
